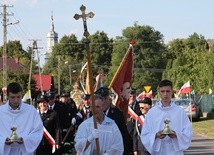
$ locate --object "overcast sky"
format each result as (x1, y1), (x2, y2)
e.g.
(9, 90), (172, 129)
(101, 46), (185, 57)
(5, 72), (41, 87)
(1, 0), (214, 65)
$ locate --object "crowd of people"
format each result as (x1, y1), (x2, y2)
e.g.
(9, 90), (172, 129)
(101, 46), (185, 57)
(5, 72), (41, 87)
(0, 79), (192, 155)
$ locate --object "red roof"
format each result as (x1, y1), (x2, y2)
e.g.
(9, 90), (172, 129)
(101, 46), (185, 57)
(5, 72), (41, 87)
(33, 74), (52, 91)
(0, 57), (27, 71)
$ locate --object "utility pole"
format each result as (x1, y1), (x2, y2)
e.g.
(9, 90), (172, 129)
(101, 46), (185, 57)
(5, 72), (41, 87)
(27, 46), (34, 105)
(30, 40), (43, 95)
(0, 4), (19, 103)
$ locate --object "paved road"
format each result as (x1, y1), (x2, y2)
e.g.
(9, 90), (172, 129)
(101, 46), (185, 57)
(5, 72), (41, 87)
(184, 132), (214, 155)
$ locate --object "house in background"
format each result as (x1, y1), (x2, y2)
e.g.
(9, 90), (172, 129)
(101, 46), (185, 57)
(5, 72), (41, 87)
(0, 57), (53, 101)
(0, 57), (28, 72)
(0, 57), (29, 104)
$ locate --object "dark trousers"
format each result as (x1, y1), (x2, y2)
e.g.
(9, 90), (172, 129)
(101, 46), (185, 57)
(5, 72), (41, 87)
(36, 145), (52, 155)
(57, 130), (75, 154)
(137, 150), (151, 155)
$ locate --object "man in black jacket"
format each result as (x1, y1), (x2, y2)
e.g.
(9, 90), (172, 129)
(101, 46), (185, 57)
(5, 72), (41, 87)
(36, 95), (60, 155)
(95, 87), (132, 155)
(127, 88), (141, 154)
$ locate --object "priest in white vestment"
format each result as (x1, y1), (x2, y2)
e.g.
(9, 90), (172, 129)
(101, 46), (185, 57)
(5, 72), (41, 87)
(141, 80), (192, 155)
(74, 95), (124, 155)
(0, 82), (43, 155)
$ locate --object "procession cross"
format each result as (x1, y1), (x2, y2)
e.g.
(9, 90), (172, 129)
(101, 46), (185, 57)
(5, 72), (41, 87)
(74, 5), (94, 38)
(74, 5), (100, 155)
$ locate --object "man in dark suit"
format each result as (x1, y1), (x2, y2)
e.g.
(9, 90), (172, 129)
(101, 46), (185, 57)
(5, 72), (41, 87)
(36, 95), (60, 155)
(95, 87), (132, 155)
(133, 97), (152, 155)
(127, 88), (141, 154)
(58, 92), (78, 154)
(78, 94), (92, 121)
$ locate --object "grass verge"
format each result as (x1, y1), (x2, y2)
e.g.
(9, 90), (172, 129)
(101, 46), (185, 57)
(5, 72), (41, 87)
(192, 118), (214, 139)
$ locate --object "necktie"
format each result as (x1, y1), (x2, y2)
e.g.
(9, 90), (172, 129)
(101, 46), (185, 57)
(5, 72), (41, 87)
(49, 106), (53, 110)
(86, 109), (90, 118)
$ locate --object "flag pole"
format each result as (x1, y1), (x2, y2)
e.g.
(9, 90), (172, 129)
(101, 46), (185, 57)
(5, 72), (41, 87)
(189, 91), (193, 125)
(74, 5), (100, 155)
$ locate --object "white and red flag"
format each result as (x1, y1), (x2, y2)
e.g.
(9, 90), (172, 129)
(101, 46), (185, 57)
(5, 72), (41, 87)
(137, 91), (146, 100)
(109, 44), (134, 121)
(146, 90), (153, 98)
(178, 81), (191, 95)
(128, 106), (144, 125)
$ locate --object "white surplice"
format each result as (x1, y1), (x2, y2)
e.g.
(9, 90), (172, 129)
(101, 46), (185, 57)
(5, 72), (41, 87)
(0, 101), (43, 155)
(141, 101), (192, 155)
(75, 116), (124, 155)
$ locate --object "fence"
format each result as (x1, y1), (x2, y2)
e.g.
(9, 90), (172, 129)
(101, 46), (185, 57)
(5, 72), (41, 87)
(194, 94), (214, 118)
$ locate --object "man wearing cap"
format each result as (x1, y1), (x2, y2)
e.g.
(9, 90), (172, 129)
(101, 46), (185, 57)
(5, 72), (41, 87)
(78, 94), (92, 121)
(95, 87), (132, 155)
(133, 97), (152, 155)
(127, 88), (141, 154)
(58, 92), (78, 154)
(46, 89), (62, 113)
(36, 95), (61, 155)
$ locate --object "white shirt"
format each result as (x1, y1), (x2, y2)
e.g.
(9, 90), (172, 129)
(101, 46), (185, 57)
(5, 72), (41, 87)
(49, 104), (55, 110)
(141, 101), (192, 155)
(0, 101), (44, 155)
(75, 116), (124, 155)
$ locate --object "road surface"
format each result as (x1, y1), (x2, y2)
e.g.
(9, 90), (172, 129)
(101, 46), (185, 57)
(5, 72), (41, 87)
(184, 132), (214, 155)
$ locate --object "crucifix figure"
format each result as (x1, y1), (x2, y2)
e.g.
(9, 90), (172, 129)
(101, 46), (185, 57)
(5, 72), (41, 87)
(74, 5), (95, 39)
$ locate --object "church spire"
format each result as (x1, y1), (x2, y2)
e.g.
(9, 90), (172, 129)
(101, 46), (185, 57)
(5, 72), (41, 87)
(50, 11), (54, 32)
(46, 11), (58, 64)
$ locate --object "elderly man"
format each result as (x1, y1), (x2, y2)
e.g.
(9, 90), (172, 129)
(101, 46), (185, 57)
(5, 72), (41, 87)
(74, 94), (124, 155)
(133, 97), (152, 155)
(95, 87), (132, 155)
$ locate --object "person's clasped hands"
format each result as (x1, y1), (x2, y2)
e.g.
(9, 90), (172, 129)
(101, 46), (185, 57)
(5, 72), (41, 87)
(5, 137), (23, 145)
(87, 129), (99, 143)
(156, 130), (177, 139)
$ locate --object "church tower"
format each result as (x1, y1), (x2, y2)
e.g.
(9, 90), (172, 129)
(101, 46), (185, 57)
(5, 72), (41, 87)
(45, 13), (58, 63)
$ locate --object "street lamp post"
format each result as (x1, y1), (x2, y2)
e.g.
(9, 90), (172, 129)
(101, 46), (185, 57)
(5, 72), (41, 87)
(58, 55), (60, 95)
(65, 61), (72, 88)
(69, 65), (71, 87)
(71, 69), (76, 87)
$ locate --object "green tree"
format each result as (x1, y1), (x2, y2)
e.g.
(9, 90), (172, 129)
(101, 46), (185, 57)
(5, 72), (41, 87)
(107, 24), (167, 96)
(89, 31), (113, 73)
(43, 32), (113, 93)
(0, 40), (36, 94)
(163, 33), (210, 93)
